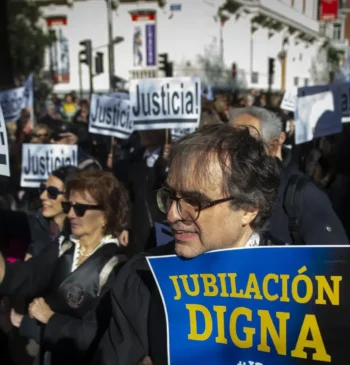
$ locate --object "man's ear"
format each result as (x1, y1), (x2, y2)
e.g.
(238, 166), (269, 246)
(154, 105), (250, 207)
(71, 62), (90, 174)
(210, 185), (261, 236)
(241, 208), (258, 227)
(268, 132), (286, 157)
(279, 131), (286, 144)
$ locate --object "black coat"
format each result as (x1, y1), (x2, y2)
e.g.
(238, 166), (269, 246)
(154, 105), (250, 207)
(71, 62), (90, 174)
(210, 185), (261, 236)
(268, 149), (349, 246)
(114, 147), (167, 257)
(0, 240), (124, 365)
(90, 236), (285, 365)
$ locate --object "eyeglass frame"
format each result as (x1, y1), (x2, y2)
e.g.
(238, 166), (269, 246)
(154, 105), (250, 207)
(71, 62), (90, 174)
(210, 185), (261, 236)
(157, 187), (235, 222)
(61, 201), (103, 217)
(39, 183), (64, 200)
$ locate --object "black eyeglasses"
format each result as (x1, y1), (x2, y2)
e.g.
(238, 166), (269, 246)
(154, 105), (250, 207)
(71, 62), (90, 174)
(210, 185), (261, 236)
(39, 183), (64, 200)
(157, 188), (235, 222)
(61, 201), (103, 217)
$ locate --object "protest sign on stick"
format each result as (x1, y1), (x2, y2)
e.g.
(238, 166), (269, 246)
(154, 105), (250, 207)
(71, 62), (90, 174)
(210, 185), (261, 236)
(280, 88), (297, 112)
(89, 94), (133, 139)
(295, 86), (341, 144)
(148, 246), (350, 365)
(130, 77), (201, 131)
(0, 74), (34, 124)
(21, 144), (78, 188)
(0, 106), (10, 176)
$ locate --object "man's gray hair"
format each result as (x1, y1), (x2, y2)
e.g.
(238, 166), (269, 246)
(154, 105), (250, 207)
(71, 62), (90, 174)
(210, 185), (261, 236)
(228, 106), (282, 142)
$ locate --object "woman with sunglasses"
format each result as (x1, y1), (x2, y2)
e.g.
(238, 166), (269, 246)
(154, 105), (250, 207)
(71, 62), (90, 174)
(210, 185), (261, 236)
(6, 166), (79, 363)
(0, 170), (129, 365)
(25, 166), (79, 260)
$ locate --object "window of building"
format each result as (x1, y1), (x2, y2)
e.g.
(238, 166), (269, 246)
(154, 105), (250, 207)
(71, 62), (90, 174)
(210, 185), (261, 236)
(251, 72), (259, 84)
(294, 77), (299, 86)
(304, 78), (309, 86)
(333, 23), (342, 41)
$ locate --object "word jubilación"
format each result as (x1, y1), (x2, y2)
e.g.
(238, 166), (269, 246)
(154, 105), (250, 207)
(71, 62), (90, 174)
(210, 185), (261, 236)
(148, 246), (349, 365)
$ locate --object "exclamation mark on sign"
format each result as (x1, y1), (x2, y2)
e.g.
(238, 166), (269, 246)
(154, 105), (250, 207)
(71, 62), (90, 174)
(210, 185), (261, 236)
(0, 132), (4, 146)
(195, 81), (199, 114)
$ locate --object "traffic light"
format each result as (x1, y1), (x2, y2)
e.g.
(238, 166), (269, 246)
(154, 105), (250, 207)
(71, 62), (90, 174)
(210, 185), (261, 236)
(95, 52), (104, 75)
(268, 58), (275, 86)
(79, 39), (92, 66)
(159, 53), (168, 71)
(158, 53), (173, 77)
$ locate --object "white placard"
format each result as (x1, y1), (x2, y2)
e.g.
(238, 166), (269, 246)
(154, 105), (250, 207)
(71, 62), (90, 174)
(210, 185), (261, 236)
(130, 77), (201, 131)
(0, 106), (10, 176)
(280, 88), (297, 112)
(171, 127), (197, 142)
(295, 91), (336, 145)
(0, 74), (33, 123)
(21, 144), (78, 188)
(89, 94), (133, 139)
(106, 92), (129, 100)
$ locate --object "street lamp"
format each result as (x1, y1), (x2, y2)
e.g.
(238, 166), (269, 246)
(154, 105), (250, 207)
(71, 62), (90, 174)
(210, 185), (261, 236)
(113, 36), (124, 45)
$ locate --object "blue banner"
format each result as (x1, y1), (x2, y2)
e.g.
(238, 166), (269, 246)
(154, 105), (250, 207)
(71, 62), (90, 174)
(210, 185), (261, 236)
(155, 222), (173, 246)
(147, 246), (350, 365)
(146, 24), (156, 67)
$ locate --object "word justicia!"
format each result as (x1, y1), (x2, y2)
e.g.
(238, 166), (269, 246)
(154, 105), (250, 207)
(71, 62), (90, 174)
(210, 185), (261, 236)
(23, 148), (77, 176)
(132, 81), (200, 118)
(90, 97), (133, 131)
(169, 267), (342, 363)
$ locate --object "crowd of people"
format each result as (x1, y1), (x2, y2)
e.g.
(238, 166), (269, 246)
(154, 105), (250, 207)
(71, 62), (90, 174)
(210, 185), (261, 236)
(0, 86), (348, 365)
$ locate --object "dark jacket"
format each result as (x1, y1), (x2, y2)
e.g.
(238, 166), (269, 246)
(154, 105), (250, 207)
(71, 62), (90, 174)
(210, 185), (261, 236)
(268, 148), (349, 245)
(26, 212), (64, 257)
(90, 236), (284, 365)
(0, 239), (125, 365)
(114, 147), (167, 257)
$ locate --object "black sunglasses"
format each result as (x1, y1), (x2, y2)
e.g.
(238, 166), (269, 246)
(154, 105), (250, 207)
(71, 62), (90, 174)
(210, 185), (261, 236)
(62, 201), (103, 217)
(39, 183), (64, 200)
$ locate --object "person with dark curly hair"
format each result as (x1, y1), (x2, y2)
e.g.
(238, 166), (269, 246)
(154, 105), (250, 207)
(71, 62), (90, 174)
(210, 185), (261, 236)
(0, 170), (129, 365)
(91, 124), (282, 365)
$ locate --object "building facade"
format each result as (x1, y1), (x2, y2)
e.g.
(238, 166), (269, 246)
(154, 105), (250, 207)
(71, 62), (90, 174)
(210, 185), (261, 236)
(41, 0), (347, 93)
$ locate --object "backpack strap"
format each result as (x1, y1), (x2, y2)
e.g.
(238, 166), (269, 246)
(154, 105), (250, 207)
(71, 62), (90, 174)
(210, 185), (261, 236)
(283, 174), (309, 245)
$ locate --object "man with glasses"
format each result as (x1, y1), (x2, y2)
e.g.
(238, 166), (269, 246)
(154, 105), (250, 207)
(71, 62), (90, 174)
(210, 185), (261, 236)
(91, 124), (282, 365)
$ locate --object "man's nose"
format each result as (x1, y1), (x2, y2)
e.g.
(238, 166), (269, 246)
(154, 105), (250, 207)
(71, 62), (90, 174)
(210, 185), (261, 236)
(167, 200), (182, 223)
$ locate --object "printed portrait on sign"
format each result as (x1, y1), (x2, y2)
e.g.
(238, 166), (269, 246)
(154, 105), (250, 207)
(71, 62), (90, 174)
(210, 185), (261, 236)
(133, 26), (143, 67)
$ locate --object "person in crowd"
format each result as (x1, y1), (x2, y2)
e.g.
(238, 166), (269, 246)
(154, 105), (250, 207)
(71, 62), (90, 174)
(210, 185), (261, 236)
(51, 94), (62, 114)
(30, 124), (52, 144)
(229, 106), (349, 245)
(113, 130), (168, 257)
(37, 101), (64, 128)
(73, 99), (89, 124)
(91, 124), (283, 365)
(15, 109), (32, 147)
(61, 93), (78, 122)
(306, 131), (350, 241)
(27, 166), (79, 259)
(7, 166), (79, 364)
(0, 170), (129, 365)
